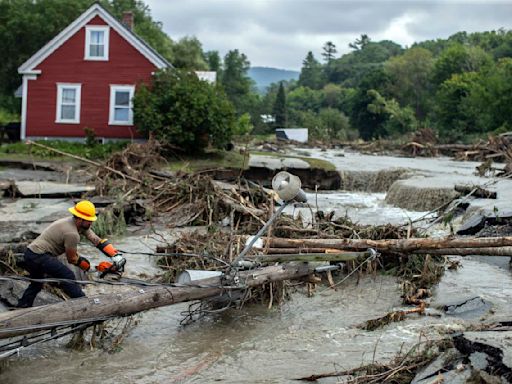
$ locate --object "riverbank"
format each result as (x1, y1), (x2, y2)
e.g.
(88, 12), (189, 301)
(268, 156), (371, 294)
(0, 145), (511, 383)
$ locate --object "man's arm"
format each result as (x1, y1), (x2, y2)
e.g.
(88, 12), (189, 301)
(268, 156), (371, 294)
(65, 247), (90, 271)
(85, 229), (101, 247)
(65, 247), (79, 265)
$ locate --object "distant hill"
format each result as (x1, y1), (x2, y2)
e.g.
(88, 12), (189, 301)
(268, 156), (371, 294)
(248, 66), (300, 93)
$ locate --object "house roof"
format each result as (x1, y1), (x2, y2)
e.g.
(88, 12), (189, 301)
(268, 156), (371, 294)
(18, 2), (170, 75)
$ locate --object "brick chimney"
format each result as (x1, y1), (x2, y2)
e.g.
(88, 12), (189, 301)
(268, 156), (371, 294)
(122, 11), (134, 30)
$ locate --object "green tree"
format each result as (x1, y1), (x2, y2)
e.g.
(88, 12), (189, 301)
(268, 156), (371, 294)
(367, 90), (417, 137)
(220, 49), (254, 114)
(298, 51), (324, 89)
(433, 72), (480, 141)
(349, 34), (371, 50)
(322, 41), (337, 64)
(318, 108), (351, 140)
(273, 82), (287, 127)
(287, 86), (323, 113)
(170, 36), (208, 70)
(384, 47), (434, 119)
(432, 44), (492, 86)
(133, 69), (236, 153)
(349, 68), (391, 140)
(204, 50), (222, 72)
(329, 40), (402, 86)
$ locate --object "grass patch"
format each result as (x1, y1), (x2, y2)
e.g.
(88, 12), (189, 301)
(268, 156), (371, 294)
(167, 149), (249, 172)
(250, 150), (336, 171)
(0, 140), (130, 160)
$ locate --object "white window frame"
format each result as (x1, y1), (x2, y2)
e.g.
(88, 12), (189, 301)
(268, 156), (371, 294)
(55, 83), (81, 124)
(109, 85), (135, 125)
(84, 25), (109, 61)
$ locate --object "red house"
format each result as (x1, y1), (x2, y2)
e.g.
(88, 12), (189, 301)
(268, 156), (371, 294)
(17, 3), (169, 141)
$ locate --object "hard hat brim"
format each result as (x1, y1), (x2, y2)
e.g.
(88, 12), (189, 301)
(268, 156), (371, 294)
(68, 207), (97, 222)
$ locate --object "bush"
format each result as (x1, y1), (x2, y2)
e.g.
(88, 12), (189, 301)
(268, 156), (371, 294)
(133, 69), (236, 153)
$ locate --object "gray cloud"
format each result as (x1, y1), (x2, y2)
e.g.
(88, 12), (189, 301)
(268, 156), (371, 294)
(145, 0), (512, 70)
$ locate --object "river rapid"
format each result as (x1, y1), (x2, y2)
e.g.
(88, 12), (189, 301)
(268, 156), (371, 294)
(1, 150), (511, 383)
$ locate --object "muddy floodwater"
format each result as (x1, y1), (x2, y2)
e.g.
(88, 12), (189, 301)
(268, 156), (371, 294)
(1, 151), (512, 383)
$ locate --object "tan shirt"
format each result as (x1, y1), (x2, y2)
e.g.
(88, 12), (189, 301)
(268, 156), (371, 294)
(28, 217), (94, 256)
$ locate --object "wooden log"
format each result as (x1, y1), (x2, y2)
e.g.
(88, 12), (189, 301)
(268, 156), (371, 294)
(248, 250), (371, 263)
(256, 247), (336, 254)
(0, 263), (313, 339)
(259, 246), (512, 257)
(412, 247), (512, 256)
(454, 184), (497, 199)
(265, 236), (512, 252)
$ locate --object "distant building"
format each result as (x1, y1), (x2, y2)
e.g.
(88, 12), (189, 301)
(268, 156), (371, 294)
(261, 114), (275, 124)
(195, 71), (217, 84)
(275, 128), (308, 143)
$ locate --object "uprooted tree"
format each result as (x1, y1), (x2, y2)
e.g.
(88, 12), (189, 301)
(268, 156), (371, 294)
(133, 68), (237, 153)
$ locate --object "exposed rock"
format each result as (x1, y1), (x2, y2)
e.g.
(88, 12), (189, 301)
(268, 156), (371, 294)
(457, 207), (512, 235)
(13, 180), (95, 198)
(338, 168), (412, 192)
(385, 177), (460, 211)
(454, 331), (512, 382)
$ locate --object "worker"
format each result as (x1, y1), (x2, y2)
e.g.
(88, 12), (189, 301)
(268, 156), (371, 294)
(17, 200), (126, 308)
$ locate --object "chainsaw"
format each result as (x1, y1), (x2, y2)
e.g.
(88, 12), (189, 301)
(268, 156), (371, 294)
(95, 259), (124, 279)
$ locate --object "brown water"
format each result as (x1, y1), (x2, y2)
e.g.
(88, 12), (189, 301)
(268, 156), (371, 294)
(1, 152), (512, 383)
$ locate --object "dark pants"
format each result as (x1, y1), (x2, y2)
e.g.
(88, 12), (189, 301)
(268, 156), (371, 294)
(18, 248), (85, 308)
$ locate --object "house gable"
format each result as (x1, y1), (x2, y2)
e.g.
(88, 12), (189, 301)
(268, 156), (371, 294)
(18, 3), (169, 75)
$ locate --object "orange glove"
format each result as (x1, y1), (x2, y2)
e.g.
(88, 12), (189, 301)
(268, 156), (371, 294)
(97, 239), (119, 258)
(75, 256), (91, 271)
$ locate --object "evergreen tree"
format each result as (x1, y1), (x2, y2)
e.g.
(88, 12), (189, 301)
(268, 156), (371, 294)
(220, 49), (254, 114)
(204, 50), (222, 72)
(273, 82), (287, 128)
(322, 41), (337, 63)
(298, 51), (324, 89)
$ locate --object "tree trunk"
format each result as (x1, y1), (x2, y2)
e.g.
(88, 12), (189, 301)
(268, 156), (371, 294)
(0, 264), (312, 339)
(265, 236), (512, 252)
(248, 250), (371, 263)
(412, 247), (512, 256)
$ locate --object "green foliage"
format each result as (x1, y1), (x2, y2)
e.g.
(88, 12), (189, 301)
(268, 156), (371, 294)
(322, 41), (337, 64)
(205, 50), (222, 72)
(384, 47), (434, 119)
(367, 90), (417, 137)
(170, 36), (208, 70)
(220, 49), (255, 115)
(0, 140), (128, 159)
(133, 69), (236, 153)
(0, 108), (19, 125)
(273, 82), (287, 127)
(83, 127), (97, 147)
(348, 68), (391, 140)
(92, 207), (126, 238)
(432, 44), (492, 86)
(233, 113), (253, 136)
(298, 51), (324, 89)
(433, 72), (480, 141)
(287, 86), (323, 113)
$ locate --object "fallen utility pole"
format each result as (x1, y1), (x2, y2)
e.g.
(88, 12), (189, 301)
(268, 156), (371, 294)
(0, 263), (313, 340)
(248, 250), (372, 263)
(265, 236), (512, 253)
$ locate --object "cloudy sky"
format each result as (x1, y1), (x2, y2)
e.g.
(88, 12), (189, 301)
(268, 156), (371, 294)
(144, 0), (512, 71)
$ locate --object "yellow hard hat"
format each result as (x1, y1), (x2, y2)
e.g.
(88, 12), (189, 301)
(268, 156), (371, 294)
(68, 200), (97, 222)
